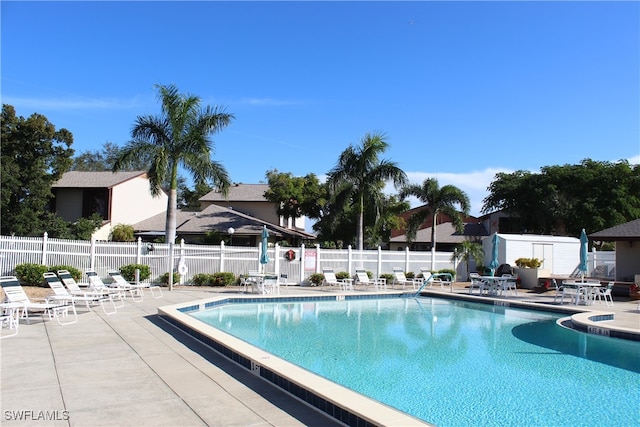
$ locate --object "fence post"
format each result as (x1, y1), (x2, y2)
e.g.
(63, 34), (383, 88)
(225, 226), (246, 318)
(41, 232), (48, 266)
(347, 245), (353, 274)
(405, 247), (410, 273)
(377, 246), (382, 277)
(274, 243), (280, 277)
(136, 237), (142, 264)
(299, 243), (306, 284)
(220, 241), (225, 273)
(90, 238), (96, 272)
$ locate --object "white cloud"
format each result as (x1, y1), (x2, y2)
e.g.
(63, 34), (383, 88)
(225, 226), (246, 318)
(628, 154), (640, 165)
(3, 95), (141, 110)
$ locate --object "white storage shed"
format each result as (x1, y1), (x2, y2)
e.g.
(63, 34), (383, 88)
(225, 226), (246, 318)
(482, 233), (581, 276)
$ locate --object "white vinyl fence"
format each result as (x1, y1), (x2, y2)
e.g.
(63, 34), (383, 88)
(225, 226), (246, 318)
(0, 234), (459, 285)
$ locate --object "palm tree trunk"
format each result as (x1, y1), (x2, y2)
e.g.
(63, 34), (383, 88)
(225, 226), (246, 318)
(430, 213), (437, 270)
(357, 193), (364, 250)
(165, 189), (178, 244)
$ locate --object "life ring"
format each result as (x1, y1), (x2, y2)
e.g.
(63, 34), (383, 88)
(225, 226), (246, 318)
(285, 249), (296, 261)
(178, 263), (188, 276)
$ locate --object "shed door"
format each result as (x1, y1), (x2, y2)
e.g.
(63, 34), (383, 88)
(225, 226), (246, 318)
(533, 244), (553, 272)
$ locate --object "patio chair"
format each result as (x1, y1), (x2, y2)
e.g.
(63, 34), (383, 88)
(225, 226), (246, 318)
(559, 281), (581, 305)
(0, 276), (77, 325)
(108, 270), (163, 299)
(593, 282), (614, 307)
(0, 302), (21, 339)
(60, 270), (125, 309)
(355, 269), (386, 291)
(85, 270), (131, 302)
(468, 273), (486, 295)
(322, 268), (353, 291)
(501, 274), (518, 296)
(392, 268), (422, 290)
(45, 272), (118, 315)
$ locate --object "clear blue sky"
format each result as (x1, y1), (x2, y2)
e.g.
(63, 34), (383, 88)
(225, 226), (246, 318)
(3, 1), (639, 217)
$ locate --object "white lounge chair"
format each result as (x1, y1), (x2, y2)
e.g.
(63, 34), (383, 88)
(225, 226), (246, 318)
(46, 272), (118, 315)
(0, 276), (77, 325)
(392, 268), (422, 290)
(108, 271), (163, 299)
(355, 269), (386, 291)
(322, 268), (353, 291)
(85, 270), (133, 302)
(0, 302), (21, 338)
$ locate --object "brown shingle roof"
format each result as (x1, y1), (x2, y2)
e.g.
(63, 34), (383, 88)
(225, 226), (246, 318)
(589, 218), (640, 241)
(52, 171), (147, 188)
(389, 222), (487, 244)
(199, 184), (269, 202)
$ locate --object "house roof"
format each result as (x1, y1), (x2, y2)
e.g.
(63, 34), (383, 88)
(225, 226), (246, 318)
(389, 222), (488, 244)
(589, 218), (640, 241)
(52, 171), (148, 188)
(199, 184), (270, 202)
(133, 204), (315, 240)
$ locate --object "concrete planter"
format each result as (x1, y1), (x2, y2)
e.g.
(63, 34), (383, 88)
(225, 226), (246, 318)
(515, 267), (551, 289)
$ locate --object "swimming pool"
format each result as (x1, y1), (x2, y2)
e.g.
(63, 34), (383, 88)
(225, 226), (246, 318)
(163, 295), (640, 426)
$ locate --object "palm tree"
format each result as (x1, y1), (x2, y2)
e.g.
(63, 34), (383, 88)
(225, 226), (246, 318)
(327, 132), (407, 250)
(400, 178), (470, 269)
(451, 240), (484, 280)
(113, 83), (233, 244)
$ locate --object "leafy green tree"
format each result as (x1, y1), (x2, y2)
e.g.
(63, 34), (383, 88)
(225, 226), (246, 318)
(399, 178), (470, 266)
(1, 104), (74, 236)
(110, 224), (135, 241)
(263, 169), (327, 222)
(178, 179), (212, 211)
(482, 159), (640, 236)
(327, 132), (407, 250)
(113, 84), (233, 244)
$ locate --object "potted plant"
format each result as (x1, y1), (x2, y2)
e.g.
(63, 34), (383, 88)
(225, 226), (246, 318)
(513, 257), (550, 289)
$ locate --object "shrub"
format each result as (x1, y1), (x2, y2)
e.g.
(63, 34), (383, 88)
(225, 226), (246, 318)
(514, 258), (542, 268)
(110, 224), (135, 242)
(15, 263), (49, 286)
(308, 273), (324, 286)
(336, 271), (351, 280)
(405, 271), (415, 279)
(48, 265), (82, 281)
(438, 268), (456, 280)
(158, 272), (180, 286)
(380, 273), (394, 283)
(191, 272), (236, 287)
(119, 264), (151, 282)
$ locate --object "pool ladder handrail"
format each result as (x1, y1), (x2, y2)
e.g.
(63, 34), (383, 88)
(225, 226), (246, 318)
(413, 272), (454, 297)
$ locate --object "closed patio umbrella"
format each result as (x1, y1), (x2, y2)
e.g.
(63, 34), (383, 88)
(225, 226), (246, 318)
(260, 225), (270, 270)
(489, 233), (500, 276)
(578, 229), (588, 279)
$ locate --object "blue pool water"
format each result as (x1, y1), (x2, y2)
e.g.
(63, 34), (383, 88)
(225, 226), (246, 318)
(191, 297), (640, 426)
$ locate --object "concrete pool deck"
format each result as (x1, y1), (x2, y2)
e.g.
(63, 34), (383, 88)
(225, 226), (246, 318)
(1, 283), (639, 426)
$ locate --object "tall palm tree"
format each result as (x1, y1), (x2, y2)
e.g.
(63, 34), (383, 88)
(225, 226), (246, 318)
(327, 132), (407, 250)
(451, 240), (484, 280)
(113, 84), (233, 244)
(400, 178), (470, 269)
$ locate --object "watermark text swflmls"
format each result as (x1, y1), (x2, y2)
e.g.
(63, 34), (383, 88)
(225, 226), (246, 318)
(4, 410), (70, 421)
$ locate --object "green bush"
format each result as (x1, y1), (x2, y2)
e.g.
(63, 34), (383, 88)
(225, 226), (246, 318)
(405, 271), (415, 279)
(514, 258), (542, 268)
(119, 264), (151, 282)
(191, 272), (236, 287)
(308, 273), (324, 286)
(158, 272), (180, 286)
(48, 265), (82, 281)
(15, 263), (49, 286)
(380, 273), (394, 283)
(438, 269), (456, 280)
(110, 224), (135, 242)
(336, 271), (351, 280)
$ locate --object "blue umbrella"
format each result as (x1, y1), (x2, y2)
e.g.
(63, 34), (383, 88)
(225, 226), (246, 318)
(578, 228), (588, 278)
(489, 233), (500, 276)
(260, 225), (270, 266)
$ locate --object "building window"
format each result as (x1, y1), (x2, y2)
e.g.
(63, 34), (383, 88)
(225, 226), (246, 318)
(83, 189), (108, 219)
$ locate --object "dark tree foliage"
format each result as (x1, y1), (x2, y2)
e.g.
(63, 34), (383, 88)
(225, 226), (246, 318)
(72, 142), (150, 171)
(178, 180), (212, 211)
(263, 170), (327, 221)
(1, 105), (74, 236)
(482, 159), (640, 236)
